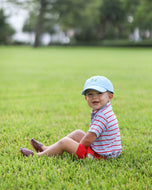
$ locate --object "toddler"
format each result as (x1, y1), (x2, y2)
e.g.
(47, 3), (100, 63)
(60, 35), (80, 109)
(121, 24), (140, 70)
(20, 76), (122, 159)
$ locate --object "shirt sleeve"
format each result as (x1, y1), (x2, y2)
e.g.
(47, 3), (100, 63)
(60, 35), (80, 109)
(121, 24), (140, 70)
(89, 113), (107, 138)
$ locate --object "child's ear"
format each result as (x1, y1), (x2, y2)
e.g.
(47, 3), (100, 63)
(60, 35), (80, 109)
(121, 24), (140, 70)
(85, 96), (87, 101)
(109, 93), (113, 101)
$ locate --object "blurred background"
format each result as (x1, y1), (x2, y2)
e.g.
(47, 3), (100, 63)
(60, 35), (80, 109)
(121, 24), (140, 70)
(0, 0), (152, 47)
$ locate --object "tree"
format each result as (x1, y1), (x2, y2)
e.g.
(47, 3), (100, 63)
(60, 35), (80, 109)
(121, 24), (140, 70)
(98, 0), (127, 39)
(134, 0), (152, 31)
(122, 0), (152, 39)
(122, 0), (140, 15)
(23, 1), (58, 41)
(6, 0), (50, 47)
(53, 0), (101, 42)
(23, 0), (101, 44)
(122, 0), (141, 34)
(33, 0), (48, 47)
(0, 9), (15, 44)
(6, 0), (152, 45)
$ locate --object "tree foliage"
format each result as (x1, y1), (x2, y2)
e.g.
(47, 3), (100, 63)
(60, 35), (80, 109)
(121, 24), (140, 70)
(0, 9), (15, 44)
(134, 0), (152, 30)
(99, 0), (127, 39)
(4, 0), (152, 46)
(53, 0), (101, 41)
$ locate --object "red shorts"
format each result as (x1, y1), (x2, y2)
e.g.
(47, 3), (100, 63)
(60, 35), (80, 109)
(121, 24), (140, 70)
(76, 144), (106, 160)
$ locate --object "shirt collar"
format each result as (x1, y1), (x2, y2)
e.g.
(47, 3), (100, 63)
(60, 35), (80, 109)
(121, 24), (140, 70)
(91, 102), (111, 116)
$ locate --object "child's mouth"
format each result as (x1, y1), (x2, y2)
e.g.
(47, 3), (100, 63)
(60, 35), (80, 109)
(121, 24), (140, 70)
(92, 101), (99, 105)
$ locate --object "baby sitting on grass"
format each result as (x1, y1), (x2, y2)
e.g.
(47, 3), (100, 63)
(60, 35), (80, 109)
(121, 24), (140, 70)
(20, 76), (122, 159)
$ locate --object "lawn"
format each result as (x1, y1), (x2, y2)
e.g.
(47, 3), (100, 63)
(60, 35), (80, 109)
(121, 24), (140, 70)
(0, 46), (151, 190)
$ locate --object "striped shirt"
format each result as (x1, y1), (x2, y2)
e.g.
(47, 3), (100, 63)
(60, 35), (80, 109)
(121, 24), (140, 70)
(89, 102), (122, 158)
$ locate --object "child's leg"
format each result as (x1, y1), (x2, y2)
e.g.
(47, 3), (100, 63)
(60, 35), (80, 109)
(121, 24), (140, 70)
(35, 129), (86, 152)
(66, 129), (86, 143)
(36, 137), (79, 157)
(21, 130), (86, 157)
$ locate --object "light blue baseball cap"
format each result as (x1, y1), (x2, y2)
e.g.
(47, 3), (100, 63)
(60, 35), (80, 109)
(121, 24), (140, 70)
(82, 76), (114, 95)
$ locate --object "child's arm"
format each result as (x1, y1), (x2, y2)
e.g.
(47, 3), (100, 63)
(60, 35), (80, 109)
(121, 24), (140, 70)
(80, 132), (97, 147)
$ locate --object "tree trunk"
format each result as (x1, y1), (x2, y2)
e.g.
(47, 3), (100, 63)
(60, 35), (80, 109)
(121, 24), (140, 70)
(33, 0), (47, 47)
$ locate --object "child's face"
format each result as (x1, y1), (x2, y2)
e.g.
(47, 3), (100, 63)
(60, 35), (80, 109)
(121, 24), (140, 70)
(85, 89), (113, 111)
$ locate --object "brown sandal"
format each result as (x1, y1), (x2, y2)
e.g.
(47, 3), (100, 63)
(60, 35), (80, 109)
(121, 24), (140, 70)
(20, 147), (34, 157)
(30, 138), (44, 152)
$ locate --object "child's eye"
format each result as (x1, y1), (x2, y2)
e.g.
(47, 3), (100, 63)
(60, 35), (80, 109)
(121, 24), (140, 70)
(86, 92), (103, 97)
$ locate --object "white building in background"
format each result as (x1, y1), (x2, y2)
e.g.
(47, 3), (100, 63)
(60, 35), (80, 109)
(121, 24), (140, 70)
(0, 0), (31, 43)
(0, 0), (70, 45)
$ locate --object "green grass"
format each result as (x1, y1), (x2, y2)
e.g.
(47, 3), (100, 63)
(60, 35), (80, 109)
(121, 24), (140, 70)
(0, 46), (152, 190)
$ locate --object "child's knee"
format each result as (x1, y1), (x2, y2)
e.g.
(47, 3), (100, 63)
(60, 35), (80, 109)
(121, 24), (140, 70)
(58, 137), (69, 147)
(74, 129), (85, 135)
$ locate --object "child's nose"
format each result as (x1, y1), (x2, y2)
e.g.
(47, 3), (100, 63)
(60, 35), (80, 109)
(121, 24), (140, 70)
(92, 93), (98, 98)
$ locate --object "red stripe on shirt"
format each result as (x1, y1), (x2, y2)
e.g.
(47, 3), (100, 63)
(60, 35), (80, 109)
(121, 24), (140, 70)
(97, 115), (108, 122)
(90, 127), (101, 135)
(108, 122), (118, 129)
(106, 127), (118, 132)
(102, 132), (118, 137)
(93, 140), (121, 147)
(108, 118), (117, 124)
(96, 136), (120, 142)
(94, 119), (106, 127)
(97, 148), (122, 154)
(91, 124), (104, 133)
(104, 110), (113, 115)
(106, 144), (122, 149)
(100, 103), (111, 113)
(107, 114), (115, 119)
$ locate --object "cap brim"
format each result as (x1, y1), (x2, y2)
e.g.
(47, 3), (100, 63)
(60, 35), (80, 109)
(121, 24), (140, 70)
(81, 86), (107, 95)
